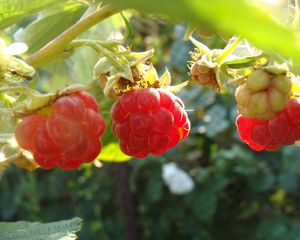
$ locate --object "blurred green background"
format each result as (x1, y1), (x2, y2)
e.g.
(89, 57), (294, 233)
(2, 1), (300, 240)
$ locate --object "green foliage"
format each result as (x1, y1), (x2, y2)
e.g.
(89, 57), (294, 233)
(202, 104), (229, 138)
(0, 217), (82, 240)
(2, 1), (300, 240)
(0, 0), (67, 30)
(16, 2), (88, 54)
(2, 17), (300, 238)
(98, 143), (132, 162)
(108, 0), (300, 73)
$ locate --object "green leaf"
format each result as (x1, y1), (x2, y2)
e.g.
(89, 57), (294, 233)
(223, 39), (263, 65)
(207, 174), (230, 192)
(108, 0), (300, 70)
(144, 169), (163, 203)
(0, 217), (82, 240)
(255, 217), (289, 240)
(16, 2), (88, 54)
(185, 191), (218, 222)
(278, 172), (298, 192)
(120, 12), (132, 41)
(98, 142), (132, 162)
(202, 104), (229, 138)
(248, 167), (275, 192)
(39, 61), (72, 92)
(0, 0), (67, 30)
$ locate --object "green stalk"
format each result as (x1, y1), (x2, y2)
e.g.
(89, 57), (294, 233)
(0, 86), (32, 94)
(65, 40), (124, 71)
(0, 152), (21, 165)
(217, 36), (241, 65)
(26, 4), (120, 67)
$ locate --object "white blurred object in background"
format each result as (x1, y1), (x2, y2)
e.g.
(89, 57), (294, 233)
(162, 162), (195, 195)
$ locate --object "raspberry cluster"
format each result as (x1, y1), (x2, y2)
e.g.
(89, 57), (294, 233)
(236, 98), (300, 151)
(111, 88), (190, 158)
(15, 91), (106, 170)
(190, 63), (219, 89)
(235, 70), (291, 120)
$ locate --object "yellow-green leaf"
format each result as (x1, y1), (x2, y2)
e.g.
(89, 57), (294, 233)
(108, 0), (300, 73)
(98, 142), (132, 162)
(0, 217), (82, 240)
(0, 0), (65, 30)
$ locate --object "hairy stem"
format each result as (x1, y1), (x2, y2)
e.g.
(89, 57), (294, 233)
(26, 4), (120, 67)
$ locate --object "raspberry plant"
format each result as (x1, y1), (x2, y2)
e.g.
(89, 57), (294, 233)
(2, 0), (300, 239)
(0, 1), (299, 169)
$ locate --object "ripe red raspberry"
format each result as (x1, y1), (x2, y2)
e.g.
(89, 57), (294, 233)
(111, 88), (190, 158)
(14, 91), (106, 170)
(236, 98), (300, 151)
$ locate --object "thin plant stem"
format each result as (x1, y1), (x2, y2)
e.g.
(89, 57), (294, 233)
(65, 40), (124, 71)
(26, 4), (120, 67)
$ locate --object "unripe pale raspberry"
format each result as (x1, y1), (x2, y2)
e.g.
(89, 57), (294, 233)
(235, 84), (251, 106)
(249, 92), (268, 114)
(246, 69), (270, 91)
(236, 98), (300, 151)
(272, 75), (292, 94)
(14, 91), (106, 170)
(111, 88), (190, 158)
(235, 70), (291, 120)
